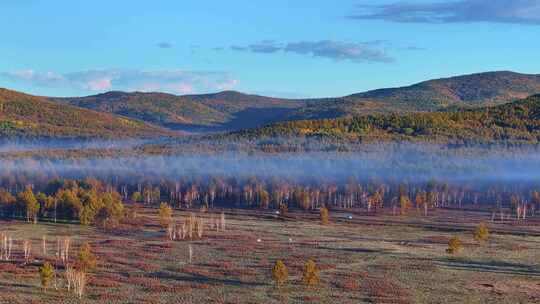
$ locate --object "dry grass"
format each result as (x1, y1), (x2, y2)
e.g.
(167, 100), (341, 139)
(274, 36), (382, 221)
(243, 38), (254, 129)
(0, 207), (539, 303)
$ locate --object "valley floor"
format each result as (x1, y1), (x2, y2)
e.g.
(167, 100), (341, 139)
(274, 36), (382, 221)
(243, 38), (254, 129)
(0, 207), (539, 303)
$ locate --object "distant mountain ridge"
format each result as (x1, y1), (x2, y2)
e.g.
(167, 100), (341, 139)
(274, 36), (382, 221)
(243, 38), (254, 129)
(53, 71), (540, 132)
(2, 71), (539, 138)
(54, 90), (303, 132)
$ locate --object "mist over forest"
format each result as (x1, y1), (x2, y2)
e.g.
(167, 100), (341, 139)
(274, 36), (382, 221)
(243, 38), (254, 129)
(2, 140), (540, 188)
(0, 139), (149, 153)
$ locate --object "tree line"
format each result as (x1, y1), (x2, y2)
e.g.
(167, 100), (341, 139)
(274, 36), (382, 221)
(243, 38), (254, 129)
(1, 175), (540, 225)
(0, 178), (124, 227)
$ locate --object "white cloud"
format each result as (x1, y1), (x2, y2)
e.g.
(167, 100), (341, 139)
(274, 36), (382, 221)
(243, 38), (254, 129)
(0, 69), (239, 95)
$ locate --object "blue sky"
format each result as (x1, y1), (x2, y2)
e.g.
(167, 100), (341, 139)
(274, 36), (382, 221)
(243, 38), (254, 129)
(1, 0), (539, 98)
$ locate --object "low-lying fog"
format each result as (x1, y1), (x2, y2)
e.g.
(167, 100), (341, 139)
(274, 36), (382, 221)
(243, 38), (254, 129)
(1, 141), (540, 186)
(0, 139), (148, 153)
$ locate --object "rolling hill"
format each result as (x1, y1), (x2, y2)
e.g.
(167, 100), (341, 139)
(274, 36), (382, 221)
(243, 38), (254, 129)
(351, 71), (540, 107)
(231, 94), (540, 144)
(55, 91), (303, 132)
(0, 88), (171, 139)
(289, 71), (540, 120)
(2, 70), (538, 138)
(53, 71), (540, 132)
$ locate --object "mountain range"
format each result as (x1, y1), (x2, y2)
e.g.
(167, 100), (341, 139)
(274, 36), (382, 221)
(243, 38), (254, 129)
(1, 71), (540, 139)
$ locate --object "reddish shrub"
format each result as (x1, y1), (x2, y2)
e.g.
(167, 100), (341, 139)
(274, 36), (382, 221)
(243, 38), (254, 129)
(96, 290), (130, 302)
(336, 276), (360, 291)
(0, 263), (22, 274)
(133, 262), (160, 272)
(88, 276), (122, 288)
(364, 277), (410, 304)
(299, 296), (322, 302)
(193, 283), (213, 289)
(179, 266), (218, 279)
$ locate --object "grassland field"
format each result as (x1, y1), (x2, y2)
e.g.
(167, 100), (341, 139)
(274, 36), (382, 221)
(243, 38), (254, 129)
(0, 206), (539, 304)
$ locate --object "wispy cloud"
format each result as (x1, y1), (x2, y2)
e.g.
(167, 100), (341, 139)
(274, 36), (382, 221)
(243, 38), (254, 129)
(402, 46), (427, 51)
(284, 40), (393, 63)
(230, 45), (248, 51)
(0, 69), (238, 95)
(247, 40), (283, 54)
(349, 0), (540, 25)
(229, 41), (282, 53)
(156, 42), (174, 49)
(229, 40), (393, 63)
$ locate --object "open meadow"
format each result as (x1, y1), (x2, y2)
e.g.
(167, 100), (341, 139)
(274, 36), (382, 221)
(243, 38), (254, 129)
(1, 206), (539, 304)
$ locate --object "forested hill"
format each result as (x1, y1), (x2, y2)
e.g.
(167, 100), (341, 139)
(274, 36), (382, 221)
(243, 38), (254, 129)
(54, 90), (303, 132)
(0, 88), (172, 139)
(288, 71), (540, 120)
(230, 94), (540, 144)
(1, 71), (538, 138)
(53, 71), (540, 132)
(351, 71), (540, 107)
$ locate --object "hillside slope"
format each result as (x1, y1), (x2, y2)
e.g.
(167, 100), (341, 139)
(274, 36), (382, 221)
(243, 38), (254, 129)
(289, 71), (540, 120)
(232, 94), (540, 144)
(0, 88), (171, 139)
(56, 91), (303, 132)
(352, 71), (540, 108)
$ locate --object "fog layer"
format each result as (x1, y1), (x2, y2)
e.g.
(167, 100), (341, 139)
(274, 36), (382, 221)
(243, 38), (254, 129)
(1, 143), (540, 185)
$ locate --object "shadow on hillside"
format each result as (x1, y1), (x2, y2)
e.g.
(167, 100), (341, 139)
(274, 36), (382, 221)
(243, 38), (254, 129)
(314, 246), (398, 255)
(167, 107), (295, 133)
(155, 270), (265, 287)
(435, 258), (540, 277)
